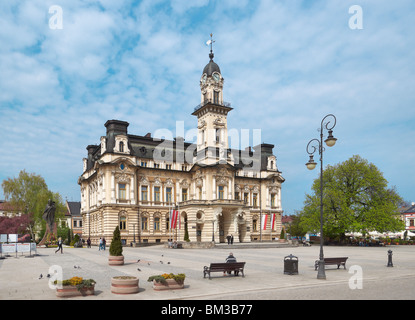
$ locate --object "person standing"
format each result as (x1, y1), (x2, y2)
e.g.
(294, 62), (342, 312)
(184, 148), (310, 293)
(87, 237), (91, 248)
(102, 237), (106, 250)
(99, 237), (102, 251)
(55, 237), (63, 254)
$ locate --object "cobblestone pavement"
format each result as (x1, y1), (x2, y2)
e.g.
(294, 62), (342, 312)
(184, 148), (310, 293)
(1, 243), (414, 300)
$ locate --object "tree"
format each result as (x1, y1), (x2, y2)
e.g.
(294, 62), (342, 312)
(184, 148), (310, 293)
(300, 155), (404, 240)
(109, 226), (123, 256)
(1, 170), (65, 240)
(287, 213), (307, 238)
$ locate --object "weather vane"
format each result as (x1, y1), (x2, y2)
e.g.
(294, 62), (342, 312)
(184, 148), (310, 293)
(206, 33), (215, 60)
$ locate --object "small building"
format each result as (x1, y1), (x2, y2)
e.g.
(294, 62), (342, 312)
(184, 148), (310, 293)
(0, 200), (22, 217)
(401, 203), (415, 233)
(66, 201), (82, 236)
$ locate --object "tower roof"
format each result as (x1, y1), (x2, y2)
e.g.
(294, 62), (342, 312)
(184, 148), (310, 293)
(203, 33), (221, 76)
(203, 59), (221, 76)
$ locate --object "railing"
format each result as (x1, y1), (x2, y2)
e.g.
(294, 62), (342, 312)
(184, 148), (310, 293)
(194, 99), (232, 113)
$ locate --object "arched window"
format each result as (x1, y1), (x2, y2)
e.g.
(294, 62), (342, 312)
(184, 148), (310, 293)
(119, 141), (124, 152)
(141, 216), (148, 231)
(119, 216), (126, 230)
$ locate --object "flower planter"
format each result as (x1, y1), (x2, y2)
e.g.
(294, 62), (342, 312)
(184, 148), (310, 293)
(56, 285), (95, 298)
(152, 279), (184, 291)
(111, 276), (139, 294)
(109, 255), (124, 266)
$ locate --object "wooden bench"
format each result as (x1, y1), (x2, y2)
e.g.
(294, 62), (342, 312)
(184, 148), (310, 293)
(315, 257), (348, 270)
(203, 262), (246, 279)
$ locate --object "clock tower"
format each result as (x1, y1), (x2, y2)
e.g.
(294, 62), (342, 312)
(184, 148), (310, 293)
(192, 34), (233, 165)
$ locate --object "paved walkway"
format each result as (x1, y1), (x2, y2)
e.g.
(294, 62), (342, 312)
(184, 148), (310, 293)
(1, 243), (415, 300)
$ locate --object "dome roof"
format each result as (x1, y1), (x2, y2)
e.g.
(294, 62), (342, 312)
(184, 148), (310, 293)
(202, 52), (221, 76)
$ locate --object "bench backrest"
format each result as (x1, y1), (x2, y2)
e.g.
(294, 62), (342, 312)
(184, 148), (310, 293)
(210, 262), (245, 270)
(324, 257), (348, 263)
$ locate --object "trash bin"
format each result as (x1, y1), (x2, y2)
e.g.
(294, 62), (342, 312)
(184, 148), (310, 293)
(284, 254), (298, 275)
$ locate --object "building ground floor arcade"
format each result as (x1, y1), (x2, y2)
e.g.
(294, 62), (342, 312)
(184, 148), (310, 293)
(82, 201), (283, 246)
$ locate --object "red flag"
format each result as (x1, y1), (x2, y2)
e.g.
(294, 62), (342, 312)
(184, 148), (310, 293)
(271, 214), (276, 230)
(170, 210), (178, 229)
(261, 214), (268, 230)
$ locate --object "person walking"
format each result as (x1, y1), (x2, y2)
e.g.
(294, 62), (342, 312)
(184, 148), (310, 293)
(99, 237), (102, 251)
(55, 237), (63, 254)
(87, 237), (91, 248)
(102, 237), (106, 250)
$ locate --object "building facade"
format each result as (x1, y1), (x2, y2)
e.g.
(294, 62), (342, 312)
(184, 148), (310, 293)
(78, 49), (285, 245)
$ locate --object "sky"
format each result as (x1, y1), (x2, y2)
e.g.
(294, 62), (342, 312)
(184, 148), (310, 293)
(0, 0), (414, 215)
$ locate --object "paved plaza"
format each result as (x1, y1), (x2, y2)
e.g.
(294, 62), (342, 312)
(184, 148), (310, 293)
(1, 243), (415, 300)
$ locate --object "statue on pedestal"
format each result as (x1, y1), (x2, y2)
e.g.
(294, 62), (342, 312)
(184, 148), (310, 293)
(38, 199), (57, 246)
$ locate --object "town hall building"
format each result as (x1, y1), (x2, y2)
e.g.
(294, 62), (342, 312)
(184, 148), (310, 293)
(78, 45), (285, 245)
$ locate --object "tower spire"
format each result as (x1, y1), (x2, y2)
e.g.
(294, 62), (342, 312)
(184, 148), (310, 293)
(206, 33), (215, 61)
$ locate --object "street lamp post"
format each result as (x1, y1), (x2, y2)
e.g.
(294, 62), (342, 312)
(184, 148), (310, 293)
(305, 114), (337, 280)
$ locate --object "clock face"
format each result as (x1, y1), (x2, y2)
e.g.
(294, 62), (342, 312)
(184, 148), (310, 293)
(201, 74), (207, 84)
(212, 72), (220, 82)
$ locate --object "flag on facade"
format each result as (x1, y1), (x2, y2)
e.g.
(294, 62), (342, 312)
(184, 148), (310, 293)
(170, 209), (179, 229)
(261, 214), (268, 230)
(270, 214), (276, 230)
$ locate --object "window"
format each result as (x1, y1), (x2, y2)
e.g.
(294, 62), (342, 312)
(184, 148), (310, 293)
(154, 217), (160, 231)
(182, 188), (188, 201)
(141, 161), (147, 167)
(154, 186), (160, 202)
(214, 91), (219, 104)
(253, 193), (258, 207)
(166, 164), (172, 170)
(253, 219), (258, 232)
(218, 186), (224, 199)
(141, 217), (148, 231)
(118, 184), (126, 200)
(182, 165), (187, 171)
(410, 219), (414, 227)
(216, 128), (220, 143)
(270, 194), (276, 207)
(154, 163), (160, 168)
(166, 187), (172, 203)
(244, 193), (249, 205)
(119, 216), (126, 230)
(141, 186), (148, 201)
(119, 141), (124, 153)
(235, 192), (240, 200)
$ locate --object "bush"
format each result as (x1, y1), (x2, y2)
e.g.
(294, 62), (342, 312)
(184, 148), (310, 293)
(280, 227), (285, 240)
(109, 226), (123, 256)
(148, 273), (186, 285)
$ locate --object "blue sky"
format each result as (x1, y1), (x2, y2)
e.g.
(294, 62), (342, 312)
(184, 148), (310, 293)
(0, 0), (414, 215)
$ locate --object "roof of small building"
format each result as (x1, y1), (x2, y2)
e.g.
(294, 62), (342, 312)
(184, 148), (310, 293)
(66, 201), (81, 216)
